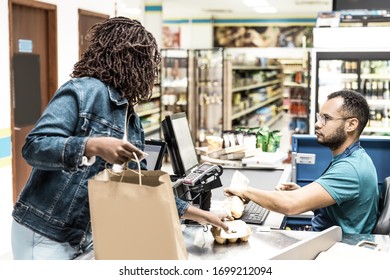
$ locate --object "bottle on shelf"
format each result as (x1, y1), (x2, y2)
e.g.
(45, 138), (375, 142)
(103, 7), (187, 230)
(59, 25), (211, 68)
(383, 108), (390, 128)
(384, 81), (390, 100)
(369, 108), (377, 127)
(365, 80), (372, 99)
(377, 81), (384, 100)
(352, 81), (359, 92)
(351, 61), (358, 74)
(361, 61), (370, 75)
(376, 110), (383, 125)
(371, 81), (378, 100)
(344, 82), (351, 90)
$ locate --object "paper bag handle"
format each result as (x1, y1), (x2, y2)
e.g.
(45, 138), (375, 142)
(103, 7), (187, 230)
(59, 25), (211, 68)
(107, 152), (143, 185)
(131, 152), (142, 186)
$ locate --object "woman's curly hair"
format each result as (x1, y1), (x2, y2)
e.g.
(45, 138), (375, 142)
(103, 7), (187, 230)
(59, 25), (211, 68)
(71, 17), (161, 107)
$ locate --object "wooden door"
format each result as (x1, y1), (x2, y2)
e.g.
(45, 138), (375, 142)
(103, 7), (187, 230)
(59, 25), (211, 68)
(9, 0), (57, 202)
(78, 9), (109, 59)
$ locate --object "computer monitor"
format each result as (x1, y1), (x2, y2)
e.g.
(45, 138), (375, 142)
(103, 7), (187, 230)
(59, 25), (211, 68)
(144, 139), (166, 170)
(161, 112), (199, 177)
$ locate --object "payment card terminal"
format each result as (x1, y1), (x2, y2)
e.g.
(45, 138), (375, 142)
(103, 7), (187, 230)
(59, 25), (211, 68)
(182, 163), (221, 186)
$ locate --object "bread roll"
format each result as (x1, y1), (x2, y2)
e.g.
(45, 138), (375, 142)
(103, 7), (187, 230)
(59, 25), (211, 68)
(206, 136), (223, 152)
(229, 196), (245, 219)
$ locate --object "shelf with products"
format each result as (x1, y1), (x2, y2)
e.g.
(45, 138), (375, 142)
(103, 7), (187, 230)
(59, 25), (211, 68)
(224, 55), (284, 130)
(231, 91), (283, 120)
(136, 82), (162, 137)
(366, 101), (390, 135)
(232, 78), (282, 93)
(279, 52), (311, 134)
(137, 107), (160, 117)
(232, 102), (284, 129)
(312, 51), (390, 135)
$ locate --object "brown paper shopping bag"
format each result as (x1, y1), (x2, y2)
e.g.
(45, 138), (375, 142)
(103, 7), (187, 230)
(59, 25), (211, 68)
(88, 168), (188, 260)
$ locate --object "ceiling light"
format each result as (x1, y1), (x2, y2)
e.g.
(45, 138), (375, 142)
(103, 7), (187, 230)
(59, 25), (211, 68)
(203, 9), (233, 13)
(254, 6), (278, 13)
(295, 0), (330, 5)
(243, 0), (270, 8)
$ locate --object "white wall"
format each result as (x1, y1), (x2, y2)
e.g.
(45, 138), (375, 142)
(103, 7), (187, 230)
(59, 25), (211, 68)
(43, 0), (116, 84)
(144, 6), (163, 48)
(0, 0), (116, 259)
(180, 24), (213, 49)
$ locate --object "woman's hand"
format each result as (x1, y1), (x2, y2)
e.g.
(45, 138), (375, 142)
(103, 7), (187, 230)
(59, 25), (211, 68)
(201, 211), (233, 232)
(182, 205), (233, 232)
(85, 137), (145, 164)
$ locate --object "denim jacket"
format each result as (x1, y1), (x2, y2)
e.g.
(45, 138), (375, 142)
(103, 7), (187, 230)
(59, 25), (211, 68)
(12, 77), (189, 248)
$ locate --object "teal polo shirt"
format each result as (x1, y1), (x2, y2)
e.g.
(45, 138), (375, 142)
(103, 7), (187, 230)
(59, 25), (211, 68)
(314, 148), (379, 234)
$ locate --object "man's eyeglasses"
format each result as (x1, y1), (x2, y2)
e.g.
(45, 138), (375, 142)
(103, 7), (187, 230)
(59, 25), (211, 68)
(316, 113), (353, 126)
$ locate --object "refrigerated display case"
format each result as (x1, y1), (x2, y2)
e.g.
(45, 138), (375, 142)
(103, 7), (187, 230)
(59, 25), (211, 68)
(193, 48), (225, 146)
(311, 51), (390, 135)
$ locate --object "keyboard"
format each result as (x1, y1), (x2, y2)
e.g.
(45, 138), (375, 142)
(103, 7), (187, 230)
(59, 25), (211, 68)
(241, 201), (270, 225)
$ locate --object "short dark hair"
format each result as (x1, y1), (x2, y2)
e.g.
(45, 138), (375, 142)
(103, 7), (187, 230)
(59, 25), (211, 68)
(327, 89), (369, 135)
(71, 17), (161, 107)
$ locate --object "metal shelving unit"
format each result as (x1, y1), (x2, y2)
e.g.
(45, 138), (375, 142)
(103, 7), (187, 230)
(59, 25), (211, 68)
(224, 56), (285, 130)
(160, 48), (196, 140)
(194, 48), (225, 146)
(279, 51), (311, 134)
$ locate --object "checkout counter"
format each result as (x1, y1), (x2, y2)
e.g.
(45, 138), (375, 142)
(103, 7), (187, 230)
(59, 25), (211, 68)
(213, 165), (290, 229)
(76, 164), (390, 260)
(75, 223), (390, 260)
(183, 165), (389, 260)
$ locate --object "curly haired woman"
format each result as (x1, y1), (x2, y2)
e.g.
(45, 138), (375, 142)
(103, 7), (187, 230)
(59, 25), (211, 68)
(11, 17), (229, 260)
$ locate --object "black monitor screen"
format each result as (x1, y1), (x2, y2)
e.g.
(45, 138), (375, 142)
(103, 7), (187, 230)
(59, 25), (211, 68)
(162, 112), (198, 176)
(144, 139), (166, 170)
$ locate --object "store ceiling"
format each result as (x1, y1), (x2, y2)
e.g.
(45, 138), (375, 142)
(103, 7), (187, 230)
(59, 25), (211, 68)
(162, 0), (332, 17)
(120, 0), (333, 18)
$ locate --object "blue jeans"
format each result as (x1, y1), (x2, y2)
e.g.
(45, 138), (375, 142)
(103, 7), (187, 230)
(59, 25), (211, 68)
(11, 220), (92, 260)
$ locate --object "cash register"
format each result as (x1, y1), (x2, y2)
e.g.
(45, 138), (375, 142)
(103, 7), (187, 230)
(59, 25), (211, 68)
(161, 112), (223, 211)
(161, 112), (274, 226)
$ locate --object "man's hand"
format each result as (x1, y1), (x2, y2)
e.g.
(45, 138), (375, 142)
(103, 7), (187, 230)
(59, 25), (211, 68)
(224, 185), (249, 201)
(275, 182), (300, 191)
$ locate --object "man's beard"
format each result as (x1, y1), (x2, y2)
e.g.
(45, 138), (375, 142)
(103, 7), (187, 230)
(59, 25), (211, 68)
(317, 125), (347, 151)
